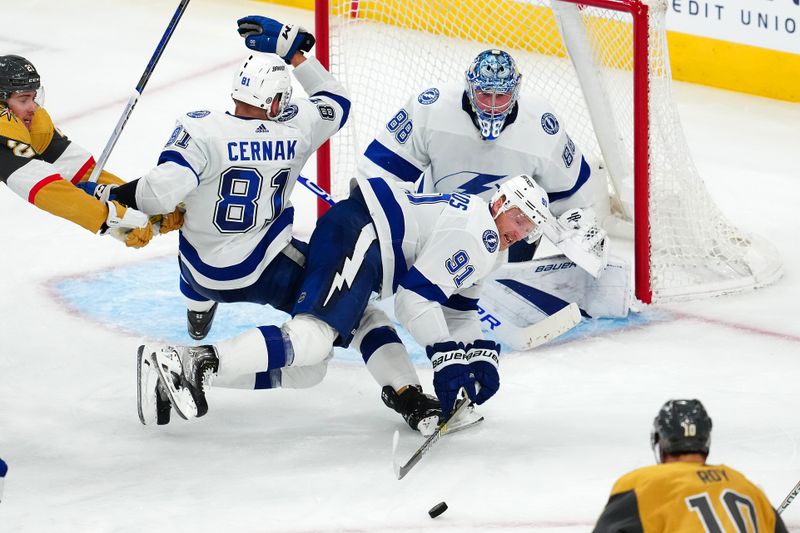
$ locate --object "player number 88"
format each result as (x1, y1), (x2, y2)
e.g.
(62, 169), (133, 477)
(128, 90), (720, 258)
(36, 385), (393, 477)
(386, 109), (413, 144)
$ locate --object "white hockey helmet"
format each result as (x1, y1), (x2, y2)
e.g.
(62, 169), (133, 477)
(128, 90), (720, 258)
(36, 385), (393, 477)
(491, 174), (554, 241)
(231, 54), (292, 118)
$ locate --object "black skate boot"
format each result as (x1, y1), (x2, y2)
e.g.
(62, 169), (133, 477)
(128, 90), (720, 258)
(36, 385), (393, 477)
(381, 385), (441, 434)
(187, 302), (218, 340)
(154, 381), (172, 425)
(149, 344), (219, 419)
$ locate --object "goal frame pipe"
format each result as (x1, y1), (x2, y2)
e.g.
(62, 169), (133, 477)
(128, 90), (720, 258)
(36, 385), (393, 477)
(315, 1), (333, 216)
(314, 0), (653, 302)
(553, 0), (652, 302)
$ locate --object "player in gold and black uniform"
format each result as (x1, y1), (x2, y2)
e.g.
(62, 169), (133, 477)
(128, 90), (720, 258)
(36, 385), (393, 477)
(593, 399), (788, 532)
(0, 54), (153, 246)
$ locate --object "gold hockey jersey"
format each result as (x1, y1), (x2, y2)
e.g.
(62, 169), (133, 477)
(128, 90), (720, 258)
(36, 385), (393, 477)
(593, 462), (788, 533)
(0, 104), (124, 233)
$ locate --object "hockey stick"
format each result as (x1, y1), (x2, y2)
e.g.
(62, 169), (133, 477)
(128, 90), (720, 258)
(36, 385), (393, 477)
(777, 479), (800, 514)
(492, 301), (581, 351)
(88, 0), (191, 182)
(298, 174), (337, 206)
(392, 393), (479, 480)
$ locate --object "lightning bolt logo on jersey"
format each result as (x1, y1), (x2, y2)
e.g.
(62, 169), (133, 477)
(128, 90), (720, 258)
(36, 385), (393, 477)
(323, 223), (377, 306)
(293, 177), (506, 348)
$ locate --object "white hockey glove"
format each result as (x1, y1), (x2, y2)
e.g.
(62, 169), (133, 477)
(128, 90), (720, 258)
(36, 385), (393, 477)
(103, 201), (153, 248)
(543, 208), (608, 278)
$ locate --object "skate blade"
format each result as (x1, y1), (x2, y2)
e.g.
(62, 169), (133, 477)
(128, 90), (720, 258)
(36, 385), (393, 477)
(137, 345), (172, 426)
(443, 405), (484, 434)
(137, 346), (153, 425)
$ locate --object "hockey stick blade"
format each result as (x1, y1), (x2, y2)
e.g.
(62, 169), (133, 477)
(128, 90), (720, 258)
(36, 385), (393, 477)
(392, 394), (478, 480)
(500, 301), (581, 351)
(777, 479), (800, 514)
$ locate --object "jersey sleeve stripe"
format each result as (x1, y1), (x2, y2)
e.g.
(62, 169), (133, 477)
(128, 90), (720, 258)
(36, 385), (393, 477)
(312, 90), (351, 129)
(363, 140), (424, 183)
(70, 157), (94, 184)
(547, 156), (591, 203)
(363, 177), (407, 292)
(443, 293), (479, 311)
(28, 174), (63, 203)
(178, 207), (294, 281)
(158, 149), (200, 183)
(399, 266), (448, 304)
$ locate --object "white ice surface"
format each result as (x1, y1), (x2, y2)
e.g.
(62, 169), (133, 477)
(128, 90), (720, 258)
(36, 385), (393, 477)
(1, 1), (799, 531)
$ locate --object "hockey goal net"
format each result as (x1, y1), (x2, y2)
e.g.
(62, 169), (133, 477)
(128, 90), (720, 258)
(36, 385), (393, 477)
(314, 0), (782, 304)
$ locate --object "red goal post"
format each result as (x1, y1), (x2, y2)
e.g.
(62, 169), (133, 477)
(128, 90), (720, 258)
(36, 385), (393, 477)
(314, 0), (781, 304)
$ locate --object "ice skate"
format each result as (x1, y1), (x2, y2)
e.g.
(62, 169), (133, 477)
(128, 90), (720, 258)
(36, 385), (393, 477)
(187, 302), (218, 340)
(144, 344), (219, 420)
(137, 345), (172, 425)
(381, 385), (442, 437)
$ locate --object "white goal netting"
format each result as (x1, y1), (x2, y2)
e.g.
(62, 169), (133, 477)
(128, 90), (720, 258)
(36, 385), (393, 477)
(320, 0), (782, 302)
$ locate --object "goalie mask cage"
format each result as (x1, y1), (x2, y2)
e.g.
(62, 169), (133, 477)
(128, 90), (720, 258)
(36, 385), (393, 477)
(314, 0), (782, 304)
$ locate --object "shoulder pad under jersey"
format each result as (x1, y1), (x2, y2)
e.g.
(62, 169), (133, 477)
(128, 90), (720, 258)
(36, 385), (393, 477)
(28, 106), (56, 154)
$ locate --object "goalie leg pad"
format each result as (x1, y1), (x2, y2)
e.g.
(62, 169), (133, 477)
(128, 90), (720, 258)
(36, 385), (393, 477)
(484, 254), (631, 320)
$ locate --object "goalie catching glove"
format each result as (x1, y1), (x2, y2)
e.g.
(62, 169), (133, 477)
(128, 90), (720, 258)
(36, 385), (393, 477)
(542, 207), (608, 278)
(237, 16), (315, 63)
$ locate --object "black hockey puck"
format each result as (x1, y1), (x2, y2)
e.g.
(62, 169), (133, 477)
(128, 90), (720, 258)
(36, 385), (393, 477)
(428, 501), (448, 518)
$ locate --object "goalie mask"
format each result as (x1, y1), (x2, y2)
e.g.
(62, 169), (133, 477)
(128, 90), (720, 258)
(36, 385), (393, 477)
(491, 174), (554, 244)
(650, 399), (712, 463)
(231, 54), (292, 119)
(465, 49), (521, 141)
(0, 55), (43, 104)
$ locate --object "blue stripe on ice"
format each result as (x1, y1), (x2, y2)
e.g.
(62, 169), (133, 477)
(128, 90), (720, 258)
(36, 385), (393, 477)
(50, 256), (667, 367)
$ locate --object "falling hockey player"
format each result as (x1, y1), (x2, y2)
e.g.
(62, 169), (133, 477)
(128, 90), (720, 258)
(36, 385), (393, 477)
(139, 174), (559, 429)
(0, 55), (155, 247)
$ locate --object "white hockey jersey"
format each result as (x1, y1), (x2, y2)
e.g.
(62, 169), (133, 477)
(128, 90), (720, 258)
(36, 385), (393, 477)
(357, 84), (597, 217)
(356, 177), (506, 346)
(134, 57), (350, 291)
